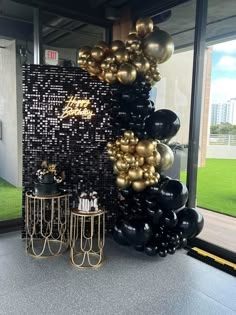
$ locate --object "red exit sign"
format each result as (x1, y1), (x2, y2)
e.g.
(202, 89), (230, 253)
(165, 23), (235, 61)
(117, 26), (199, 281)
(45, 49), (59, 65)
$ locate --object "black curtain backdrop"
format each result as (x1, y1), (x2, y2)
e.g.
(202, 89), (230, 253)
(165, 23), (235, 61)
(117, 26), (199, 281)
(22, 65), (118, 233)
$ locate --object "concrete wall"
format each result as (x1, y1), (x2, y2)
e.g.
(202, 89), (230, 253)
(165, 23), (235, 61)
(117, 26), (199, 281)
(207, 145), (236, 159)
(0, 39), (19, 186)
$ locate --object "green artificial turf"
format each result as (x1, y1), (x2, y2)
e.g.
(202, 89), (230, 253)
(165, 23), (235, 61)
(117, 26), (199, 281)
(0, 177), (22, 220)
(181, 159), (236, 217)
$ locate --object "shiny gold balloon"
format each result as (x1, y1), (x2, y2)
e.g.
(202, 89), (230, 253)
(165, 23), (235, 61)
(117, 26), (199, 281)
(110, 63), (118, 73)
(142, 164), (156, 174)
(124, 130), (134, 139)
(133, 55), (150, 73)
(114, 48), (129, 64)
(95, 41), (110, 55)
(128, 167), (143, 181)
(105, 54), (116, 64)
(134, 155), (145, 166)
(120, 137), (129, 145)
(115, 139), (121, 146)
(104, 71), (117, 84)
(116, 174), (130, 189)
(78, 58), (87, 67)
(89, 65), (101, 76)
(143, 29), (174, 64)
(107, 148), (114, 155)
(136, 17), (154, 37)
(130, 42), (140, 51)
(130, 137), (139, 145)
(101, 60), (110, 70)
(91, 47), (105, 62)
(145, 151), (161, 166)
(126, 33), (141, 45)
(87, 59), (96, 69)
(153, 73), (162, 82)
(111, 40), (125, 52)
(107, 142), (113, 149)
(116, 159), (129, 171)
(97, 72), (105, 81)
(79, 46), (92, 57)
(113, 164), (120, 175)
(136, 140), (155, 157)
(117, 63), (137, 85)
(156, 143), (174, 171)
(132, 180), (146, 192)
(120, 144), (130, 153)
(124, 153), (135, 164)
(80, 51), (91, 59)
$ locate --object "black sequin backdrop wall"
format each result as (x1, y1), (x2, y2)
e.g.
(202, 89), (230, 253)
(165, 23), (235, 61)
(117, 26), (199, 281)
(22, 65), (118, 232)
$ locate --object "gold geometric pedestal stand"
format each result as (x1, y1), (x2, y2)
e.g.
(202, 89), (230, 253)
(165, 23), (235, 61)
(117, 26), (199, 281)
(25, 192), (70, 258)
(70, 209), (105, 269)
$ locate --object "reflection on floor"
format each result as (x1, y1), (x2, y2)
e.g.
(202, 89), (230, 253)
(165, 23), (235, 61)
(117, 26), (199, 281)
(198, 208), (236, 253)
(0, 232), (236, 315)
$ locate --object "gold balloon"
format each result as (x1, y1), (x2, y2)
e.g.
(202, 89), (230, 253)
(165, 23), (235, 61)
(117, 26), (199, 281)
(124, 130), (134, 139)
(107, 142), (114, 149)
(143, 29), (174, 64)
(132, 180), (146, 192)
(104, 72), (117, 84)
(153, 73), (162, 82)
(133, 55), (150, 73)
(107, 148), (114, 155)
(113, 164), (120, 175)
(91, 47), (105, 62)
(117, 63), (137, 85)
(80, 51), (90, 59)
(142, 164), (156, 174)
(97, 72), (105, 81)
(120, 144), (130, 153)
(114, 48), (129, 64)
(89, 66), (101, 76)
(128, 167), (143, 181)
(115, 139), (121, 146)
(105, 54), (116, 64)
(126, 33), (141, 45)
(116, 174), (130, 189)
(79, 46), (92, 57)
(95, 41), (110, 55)
(78, 58), (87, 67)
(116, 159), (129, 171)
(101, 60), (110, 70)
(136, 140), (155, 157)
(87, 59), (96, 69)
(130, 137), (139, 145)
(145, 151), (161, 166)
(111, 40), (125, 52)
(156, 143), (174, 171)
(110, 63), (118, 73)
(136, 17), (154, 37)
(124, 153), (135, 164)
(134, 155), (144, 166)
(120, 137), (129, 145)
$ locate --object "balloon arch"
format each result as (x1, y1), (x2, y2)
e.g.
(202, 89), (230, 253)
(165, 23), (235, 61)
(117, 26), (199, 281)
(78, 17), (204, 257)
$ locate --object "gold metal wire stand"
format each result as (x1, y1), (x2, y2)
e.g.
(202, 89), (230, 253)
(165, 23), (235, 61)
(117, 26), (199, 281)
(70, 209), (105, 269)
(25, 192), (70, 258)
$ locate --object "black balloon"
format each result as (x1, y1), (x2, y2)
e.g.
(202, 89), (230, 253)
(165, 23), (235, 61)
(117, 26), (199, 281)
(145, 242), (159, 256)
(177, 207), (204, 239)
(158, 248), (168, 257)
(167, 246), (176, 255)
(146, 184), (159, 197)
(113, 222), (129, 246)
(121, 218), (152, 246)
(156, 179), (188, 210)
(145, 109), (180, 140)
(158, 175), (171, 187)
(162, 210), (178, 228)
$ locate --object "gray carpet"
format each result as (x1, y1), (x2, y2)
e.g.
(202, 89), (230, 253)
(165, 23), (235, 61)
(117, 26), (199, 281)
(0, 232), (235, 315)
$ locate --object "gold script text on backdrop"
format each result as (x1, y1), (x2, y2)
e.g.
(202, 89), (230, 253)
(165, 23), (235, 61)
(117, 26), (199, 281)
(60, 96), (95, 119)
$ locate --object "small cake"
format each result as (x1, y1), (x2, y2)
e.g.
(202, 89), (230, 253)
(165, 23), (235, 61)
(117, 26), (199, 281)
(78, 191), (98, 212)
(34, 161), (63, 196)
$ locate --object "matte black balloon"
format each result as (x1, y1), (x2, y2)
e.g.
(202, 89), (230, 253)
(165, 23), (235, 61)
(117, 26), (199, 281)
(156, 179), (188, 210)
(121, 219), (152, 246)
(134, 244), (144, 252)
(145, 242), (159, 256)
(162, 210), (178, 228)
(119, 188), (133, 198)
(177, 207), (204, 239)
(113, 222), (129, 246)
(145, 109), (180, 140)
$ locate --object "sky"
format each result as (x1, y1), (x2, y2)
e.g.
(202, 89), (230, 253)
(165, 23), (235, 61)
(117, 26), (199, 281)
(211, 39), (236, 103)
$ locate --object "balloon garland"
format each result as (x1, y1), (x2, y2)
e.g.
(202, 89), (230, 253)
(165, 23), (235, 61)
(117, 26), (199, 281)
(78, 17), (204, 258)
